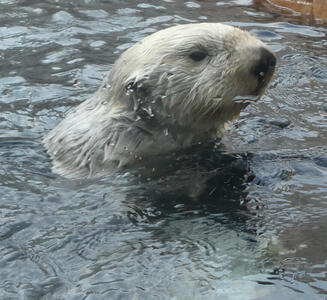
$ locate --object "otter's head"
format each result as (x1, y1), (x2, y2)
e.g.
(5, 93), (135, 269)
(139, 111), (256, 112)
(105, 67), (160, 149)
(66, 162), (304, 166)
(107, 23), (276, 135)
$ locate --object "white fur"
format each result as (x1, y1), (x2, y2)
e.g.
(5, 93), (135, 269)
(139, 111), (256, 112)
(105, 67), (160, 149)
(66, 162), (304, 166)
(43, 23), (274, 178)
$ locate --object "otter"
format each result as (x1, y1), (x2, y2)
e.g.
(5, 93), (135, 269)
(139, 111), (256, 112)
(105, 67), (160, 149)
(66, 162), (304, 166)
(43, 23), (276, 179)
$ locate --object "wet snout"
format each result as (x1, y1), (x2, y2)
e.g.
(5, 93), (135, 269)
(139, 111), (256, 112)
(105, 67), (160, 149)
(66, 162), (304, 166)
(252, 47), (276, 92)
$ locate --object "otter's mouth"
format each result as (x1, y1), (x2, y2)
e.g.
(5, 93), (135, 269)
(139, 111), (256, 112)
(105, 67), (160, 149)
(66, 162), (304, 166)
(233, 65), (275, 105)
(233, 94), (261, 104)
(233, 46), (276, 105)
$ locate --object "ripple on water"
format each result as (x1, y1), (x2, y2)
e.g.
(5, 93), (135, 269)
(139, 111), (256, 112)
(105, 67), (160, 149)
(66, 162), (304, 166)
(250, 29), (283, 41)
(0, 0), (327, 298)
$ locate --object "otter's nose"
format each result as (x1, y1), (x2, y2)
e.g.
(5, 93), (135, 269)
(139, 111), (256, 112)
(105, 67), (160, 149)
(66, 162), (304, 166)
(252, 47), (276, 84)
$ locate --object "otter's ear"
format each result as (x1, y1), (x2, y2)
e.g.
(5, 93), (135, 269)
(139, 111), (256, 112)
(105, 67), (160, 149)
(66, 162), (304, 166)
(124, 79), (149, 112)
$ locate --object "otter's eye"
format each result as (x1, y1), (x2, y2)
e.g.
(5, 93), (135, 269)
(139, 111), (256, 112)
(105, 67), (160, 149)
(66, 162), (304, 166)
(189, 51), (207, 62)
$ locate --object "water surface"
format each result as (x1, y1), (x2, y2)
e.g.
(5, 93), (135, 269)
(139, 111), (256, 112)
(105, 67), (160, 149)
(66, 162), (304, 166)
(1, 0), (327, 299)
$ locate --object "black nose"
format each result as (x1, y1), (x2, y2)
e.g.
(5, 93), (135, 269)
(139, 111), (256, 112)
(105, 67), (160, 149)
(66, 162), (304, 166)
(252, 47), (276, 83)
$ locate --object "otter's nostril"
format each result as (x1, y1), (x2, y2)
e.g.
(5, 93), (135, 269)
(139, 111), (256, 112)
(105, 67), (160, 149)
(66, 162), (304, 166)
(253, 47), (276, 81)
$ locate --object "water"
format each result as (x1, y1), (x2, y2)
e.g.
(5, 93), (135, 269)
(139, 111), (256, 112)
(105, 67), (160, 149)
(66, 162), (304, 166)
(1, 0), (327, 299)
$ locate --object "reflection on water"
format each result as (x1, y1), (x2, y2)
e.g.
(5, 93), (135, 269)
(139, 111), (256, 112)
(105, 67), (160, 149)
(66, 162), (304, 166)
(0, 0), (327, 299)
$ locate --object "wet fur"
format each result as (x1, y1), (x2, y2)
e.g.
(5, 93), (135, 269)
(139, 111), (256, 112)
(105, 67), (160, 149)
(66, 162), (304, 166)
(44, 23), (273, 178)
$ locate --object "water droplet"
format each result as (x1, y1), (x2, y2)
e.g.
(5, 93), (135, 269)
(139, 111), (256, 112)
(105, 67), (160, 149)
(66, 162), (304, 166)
(102, 83), (110, 89)
(143, 106), (154, 118)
